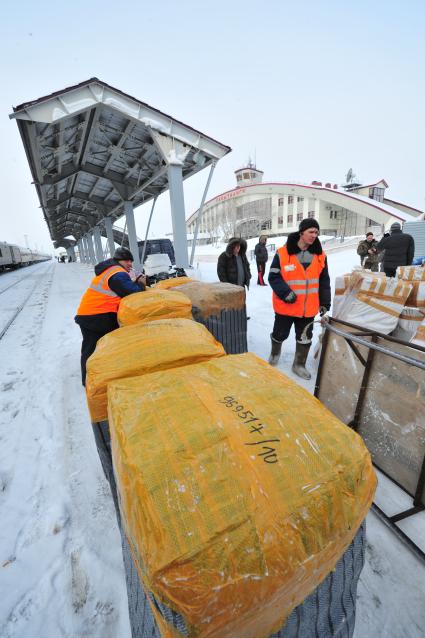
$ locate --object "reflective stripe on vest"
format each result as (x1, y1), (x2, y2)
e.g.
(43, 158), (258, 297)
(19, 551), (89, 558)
(272, 246), (326, 318)
(76, 265), (125, 315)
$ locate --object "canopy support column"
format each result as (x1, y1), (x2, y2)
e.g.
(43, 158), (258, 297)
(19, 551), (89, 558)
(77, 240), (84, 262)
(93, 227), (103, 262)
(150, 130), (190, 268)
(104, 217), (115, 258)
(190, 161), (216, 267)
(86, 233), (96, 264)
(82, 237), (90, 263)
(66, 246), (76, 262)
(168, 163), (189, 268)
(124, 201), (141, 269)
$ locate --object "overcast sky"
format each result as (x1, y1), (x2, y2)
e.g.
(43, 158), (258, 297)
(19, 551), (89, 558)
(1, 0), (424, 252)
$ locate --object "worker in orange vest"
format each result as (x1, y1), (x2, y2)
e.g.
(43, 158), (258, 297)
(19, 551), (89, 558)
(267, 219), (331, 379)
(75, 247), (146, 386)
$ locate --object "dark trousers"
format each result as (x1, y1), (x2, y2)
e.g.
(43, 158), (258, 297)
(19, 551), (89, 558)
(256, 261), (266, 285)
(364, 261), (379, 272)
(272, 314), (314, 344)
(75, 313), (119, 385)
(384, 267), (397, 278)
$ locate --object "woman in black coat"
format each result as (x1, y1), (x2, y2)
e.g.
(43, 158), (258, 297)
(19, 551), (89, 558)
(217, 237), (251, 288)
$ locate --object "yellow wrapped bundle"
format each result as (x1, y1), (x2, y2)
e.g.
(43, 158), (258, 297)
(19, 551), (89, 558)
(177, 281), (246, 318)
(86, 318), (225, 422)
(118, 289), (193, 326)
(108, 353), (376, 638)
(154, 276), (195, 290)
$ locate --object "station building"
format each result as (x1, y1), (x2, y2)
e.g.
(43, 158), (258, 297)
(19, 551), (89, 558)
(186, 166), (423, 242)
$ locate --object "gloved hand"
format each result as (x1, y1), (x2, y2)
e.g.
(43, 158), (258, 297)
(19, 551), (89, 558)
(319, 306), (328, 317)
(284, 290), (297, 304)
(136, 274), (147, 287)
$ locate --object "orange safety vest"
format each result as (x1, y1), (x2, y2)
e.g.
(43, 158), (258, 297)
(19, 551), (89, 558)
(273, 246), (326, 318)
(76, 265), (126, 315)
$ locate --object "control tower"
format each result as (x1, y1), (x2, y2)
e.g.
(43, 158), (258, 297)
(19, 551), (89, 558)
(235, 161), (264, 187)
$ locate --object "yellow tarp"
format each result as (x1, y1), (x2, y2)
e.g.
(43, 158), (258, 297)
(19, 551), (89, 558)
(108, 353), (376, 638)
(118, 289), (193, 326)
(154, 277), (195, 290)
(86, 318), (225, 422)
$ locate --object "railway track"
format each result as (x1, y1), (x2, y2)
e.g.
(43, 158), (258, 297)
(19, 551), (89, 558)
(0, 263), (54, 341)
(0, 275), (30, 296)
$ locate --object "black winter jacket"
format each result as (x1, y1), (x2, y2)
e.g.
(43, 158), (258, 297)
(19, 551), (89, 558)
(376, 229), (415, 270)
(254, 239), (268, 263)
(268, 232), (331, 312)
(217, 238), (252, 288)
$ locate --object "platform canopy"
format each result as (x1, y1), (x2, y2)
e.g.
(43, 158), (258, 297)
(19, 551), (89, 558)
(10, 78), (231, 264)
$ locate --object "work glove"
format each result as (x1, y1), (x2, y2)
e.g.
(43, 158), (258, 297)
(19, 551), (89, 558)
(284, 290), (297, 304)
(319, 306), (328, 317)
(136, 274), (147, 287)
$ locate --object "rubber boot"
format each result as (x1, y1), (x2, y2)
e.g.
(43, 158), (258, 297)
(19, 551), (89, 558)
(292, 341), (312, 379)
(268, 334), (282, 366)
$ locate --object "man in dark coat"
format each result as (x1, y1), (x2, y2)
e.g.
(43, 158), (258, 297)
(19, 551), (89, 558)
(75, 247), (146, 385)
(377, 222), (415, 277)
(356, 232), (381, 272)
(268, 219), (331, 379)
(254, 235), (269, 285)
(217, 237), (251, 288)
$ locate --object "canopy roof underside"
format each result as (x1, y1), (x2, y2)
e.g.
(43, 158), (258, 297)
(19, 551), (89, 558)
(10, 78), (231, 245)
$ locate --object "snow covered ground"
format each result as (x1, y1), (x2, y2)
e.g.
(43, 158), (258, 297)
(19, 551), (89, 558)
(1, 247), (424, 638)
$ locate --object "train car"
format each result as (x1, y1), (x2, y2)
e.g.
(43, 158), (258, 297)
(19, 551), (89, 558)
(0, 242), (51, 271)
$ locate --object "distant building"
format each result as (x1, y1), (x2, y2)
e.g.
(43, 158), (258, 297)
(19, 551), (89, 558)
(186, 167), (423, 241)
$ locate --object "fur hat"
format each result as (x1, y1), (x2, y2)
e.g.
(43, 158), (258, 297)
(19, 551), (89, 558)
(113, 247), (134, 261)
(299, 218), (320, 233)
(390, 222), (401, 231)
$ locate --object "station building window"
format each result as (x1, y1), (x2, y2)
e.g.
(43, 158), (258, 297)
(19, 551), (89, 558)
(288, 196), (293, 204)
(369, 187), (384, 202)
(297, 197), (304, 202)
(308, 210), (315, 218)
(297, 212), (303, 221)
(278, 197), (284, 206)
(287, 214), (293, 223)
(278, 216), (283, 225)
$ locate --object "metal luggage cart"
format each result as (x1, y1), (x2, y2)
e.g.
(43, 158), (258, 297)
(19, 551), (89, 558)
(315, 317), (425, 562)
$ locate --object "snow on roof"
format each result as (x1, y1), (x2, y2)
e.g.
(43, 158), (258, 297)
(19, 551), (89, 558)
(187, 181), (416, 224)
(347, 179), (389, 190)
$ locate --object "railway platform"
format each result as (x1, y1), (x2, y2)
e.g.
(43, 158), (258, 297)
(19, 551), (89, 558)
(0, 260), (424, 638)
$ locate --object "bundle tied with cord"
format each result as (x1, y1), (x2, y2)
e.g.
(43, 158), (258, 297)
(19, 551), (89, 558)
(333, 270), (412, 333)
(108, 353), (376, 638)
(154, 276), (195, 290)
(177, 281), (248, 354)
(118, 289), (193, 326)
(85, 318), (225, 422)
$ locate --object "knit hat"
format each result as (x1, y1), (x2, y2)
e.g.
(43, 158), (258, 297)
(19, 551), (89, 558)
(390, 222), (401, 231)
(113, 247), (134, 261)
(299, 218), (320, 233)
